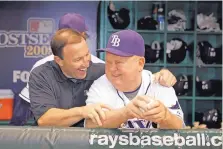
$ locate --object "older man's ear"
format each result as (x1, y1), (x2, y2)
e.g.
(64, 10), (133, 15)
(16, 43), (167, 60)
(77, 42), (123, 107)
(153, 69), (177, 87)
(138, 56), (146, 72)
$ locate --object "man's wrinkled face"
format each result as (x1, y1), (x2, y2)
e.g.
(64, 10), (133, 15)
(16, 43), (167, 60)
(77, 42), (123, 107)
(105, 52), (144, 92)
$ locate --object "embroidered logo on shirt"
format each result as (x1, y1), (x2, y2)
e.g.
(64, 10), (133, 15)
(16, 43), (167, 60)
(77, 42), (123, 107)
(169, 101), (180, 110)
(121, 119), (152, 129)
(84, 90), (88, 96)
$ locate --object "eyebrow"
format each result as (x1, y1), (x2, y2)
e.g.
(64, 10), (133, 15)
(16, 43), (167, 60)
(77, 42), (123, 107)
(115, 60), (125, 63)
(73, 52), (89, 60)
(73, 57), (82, 60)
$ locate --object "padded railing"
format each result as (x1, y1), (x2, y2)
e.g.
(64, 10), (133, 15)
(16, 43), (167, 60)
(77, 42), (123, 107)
(0, 126), (222, 149)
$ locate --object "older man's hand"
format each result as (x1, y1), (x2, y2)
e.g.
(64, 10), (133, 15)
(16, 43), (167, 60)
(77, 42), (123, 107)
(124, 95), (150, 119)
(153, 69), (177, 87)
(142, 96), (168, 124)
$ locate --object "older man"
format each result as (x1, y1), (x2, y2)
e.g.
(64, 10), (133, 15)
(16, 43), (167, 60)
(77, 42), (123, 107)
(85, 30), (184, 129)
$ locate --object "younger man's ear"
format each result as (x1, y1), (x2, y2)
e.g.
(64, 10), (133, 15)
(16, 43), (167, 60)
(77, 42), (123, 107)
(54, 56), (63, 67)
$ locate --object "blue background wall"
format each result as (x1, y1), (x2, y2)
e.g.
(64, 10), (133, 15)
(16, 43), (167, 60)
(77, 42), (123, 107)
(0, 1), (99, 94)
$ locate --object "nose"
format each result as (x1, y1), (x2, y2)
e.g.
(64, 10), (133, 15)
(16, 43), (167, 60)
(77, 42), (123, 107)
(82, 55), (90, 67)
(108, 62), (118, 72)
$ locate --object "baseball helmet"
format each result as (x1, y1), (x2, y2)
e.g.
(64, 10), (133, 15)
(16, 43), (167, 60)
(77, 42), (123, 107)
(196, 77), (215, 96)
(144, 41), (162, 63)
(107, 2), (130, 29)
(197, 41), (217, 64)
(202, 109), (222, 128)
(173, 74), (192, 96)
(168, 15), (182, 24)
(166, 38), (187, 63)
(137, 16), (158, 30)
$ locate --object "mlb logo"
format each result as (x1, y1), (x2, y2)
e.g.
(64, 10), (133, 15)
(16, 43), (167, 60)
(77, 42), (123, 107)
(27, 18), (55, 33)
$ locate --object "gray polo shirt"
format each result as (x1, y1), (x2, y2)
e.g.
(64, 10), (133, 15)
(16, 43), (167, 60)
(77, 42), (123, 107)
(29, 60), (105, 127)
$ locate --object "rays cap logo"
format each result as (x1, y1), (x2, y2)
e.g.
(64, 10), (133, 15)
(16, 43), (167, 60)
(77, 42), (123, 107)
(111, 35), (120, 47)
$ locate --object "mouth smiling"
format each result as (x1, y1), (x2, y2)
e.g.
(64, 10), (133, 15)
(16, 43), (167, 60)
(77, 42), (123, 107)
(78, 68), (87, 74)
(112, 74), (121, 78)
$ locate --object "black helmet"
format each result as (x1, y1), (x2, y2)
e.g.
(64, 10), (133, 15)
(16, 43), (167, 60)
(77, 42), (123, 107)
(173, 74), (192, 96)
(137, 16), (158, 30)
(197, 41), (217, 64)
(144, 41), (162, 63)
(166, 38), (187, 63)
(196, 77), (215, 96)
(202, 109), (222, 128)
(107, 2), (130, 29)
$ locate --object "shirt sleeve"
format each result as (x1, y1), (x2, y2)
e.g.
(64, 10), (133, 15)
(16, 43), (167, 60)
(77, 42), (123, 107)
(29, 70), (57, 121)
(19, 83), (30, 103)
(155, 86), (185, 126)
(19, 55), (54, 103)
